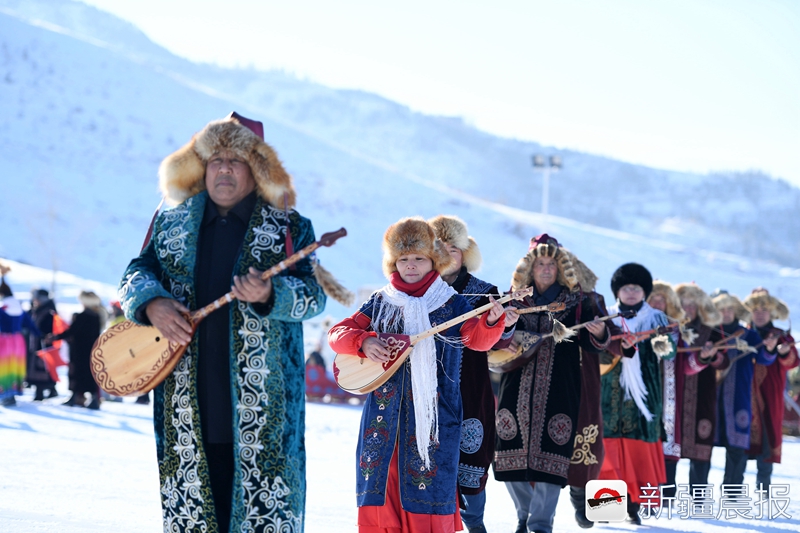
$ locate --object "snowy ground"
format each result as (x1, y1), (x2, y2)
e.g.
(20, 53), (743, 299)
(1, 374), (799, 533)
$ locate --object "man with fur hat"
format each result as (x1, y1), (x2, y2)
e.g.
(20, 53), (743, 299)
(50, 290), (103, 409)
(673, 283), (726, 488)
(495, 234), (610, 533)
(429, 215), (518, 533)
(328, 216), (506, 533)
(599, 263), (677, 524)
(743, 288), (798, 492)
(711, 289), (776, 486)
(118, 113), (348, 532)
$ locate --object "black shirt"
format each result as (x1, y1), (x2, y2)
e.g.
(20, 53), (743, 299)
(196, 191), (257, 444)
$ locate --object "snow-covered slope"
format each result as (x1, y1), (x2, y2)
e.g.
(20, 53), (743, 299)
(1, 0), (798, 320)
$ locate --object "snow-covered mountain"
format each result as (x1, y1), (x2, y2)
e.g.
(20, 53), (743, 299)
(1, 0), (798, 319)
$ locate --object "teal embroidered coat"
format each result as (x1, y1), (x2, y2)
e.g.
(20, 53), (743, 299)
(119, 191), (325, 532)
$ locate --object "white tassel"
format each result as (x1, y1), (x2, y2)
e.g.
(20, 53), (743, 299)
(619, 351), (654, 422)
(735, 339), (757, 355)
(681, 326), (699, 345)
(552, 319), (577, 343)
(651, 334), (672, 357)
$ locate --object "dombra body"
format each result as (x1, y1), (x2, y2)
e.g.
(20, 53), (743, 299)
(91, 229), (347, 396)
(333, 287), (533, 394)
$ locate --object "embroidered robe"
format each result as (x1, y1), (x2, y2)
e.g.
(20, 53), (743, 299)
(714, 326), (776, 450)
(328, 291), (503, 515)
(119, 191), (326, 532)
(494, 286), (610, 487)
(747, 324), (798, 462)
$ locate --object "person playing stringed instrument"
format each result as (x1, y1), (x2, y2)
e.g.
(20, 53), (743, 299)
(598, 263), (677, 525)
(742, 288), (797, 492)
(494, 234), (610, 533)
(710, 289), (777, 487)
(117, 113), (350, 533)
(672, 282), (726, 490)
(328, 217), (506, 533)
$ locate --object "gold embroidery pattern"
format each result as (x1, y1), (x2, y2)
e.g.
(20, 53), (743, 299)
(570, 424), (599, 465)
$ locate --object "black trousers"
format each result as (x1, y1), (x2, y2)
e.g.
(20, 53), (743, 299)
(689, 459), (711, 488)
(205, 442), (234, 533)
(663, 458), (678, 498)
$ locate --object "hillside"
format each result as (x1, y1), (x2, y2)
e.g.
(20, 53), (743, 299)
(1, 0), (798, 319)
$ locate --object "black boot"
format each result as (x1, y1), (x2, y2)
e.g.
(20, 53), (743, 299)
(46, 387), (58, 399)
(514, 518), (527, 533)
(63, 393), (79, 406)
(33, 386), (45, 401)
(135, 394), (150, 405)
(627, 500), (642, 525)
(86, 395), (100, 410)
(569, 486), (593, 528)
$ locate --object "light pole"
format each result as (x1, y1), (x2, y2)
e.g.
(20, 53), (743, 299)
(532, 154), (561, 219)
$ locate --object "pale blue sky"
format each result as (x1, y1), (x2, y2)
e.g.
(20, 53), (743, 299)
(81, 0), (800, 184)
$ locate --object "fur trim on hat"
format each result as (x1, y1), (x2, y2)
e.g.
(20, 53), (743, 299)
(647, 280), (685, 322)
(675, 283), (722, 327)
(510, 242), (597, 293)
(743, 288), (790, 321)
(611, 263), (653, 299)
(428, 215), (482, 273)
(159, 116), (296, 208)
(382, 217), (454, 279)
(712, 291), (751, 323)
(78, 290), (102, 308)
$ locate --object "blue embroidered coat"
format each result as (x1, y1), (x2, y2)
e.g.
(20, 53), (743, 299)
(119, 191), (325, 532)
(715, 326), (776, 450)
(341, 292), (474, 515)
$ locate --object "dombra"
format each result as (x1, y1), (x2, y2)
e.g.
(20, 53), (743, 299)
(333, 287), (533, 395)
(488, 309), (637, 374)
(91, 229), (348, 397)
(597, 322), (680, 376)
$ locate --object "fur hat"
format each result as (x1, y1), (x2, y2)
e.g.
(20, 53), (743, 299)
(647, 280), (685, 322)
(427, 215), (482, 272)
(382, 217), (453, 279)
(158, 112), (296, 208)
(159, 113), (353, 307)
(711, 289), (751, 323)
(675, 283), (722, 327)
(78, 290), (102, 308)
(743, 288), (790, 321)
(511, 234), (597, 293)
(611, 263), (653, 299)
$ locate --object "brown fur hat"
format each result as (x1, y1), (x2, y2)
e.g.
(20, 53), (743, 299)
(158, 113), (296, 208)
(427, 215), (482, 272)
(743, 288), (790, 321)
(382, 217), (454, 279)
(675, 283), (722, 327)
(78, 290), (102, 308)
(510, 234), (597, 293)
(711, 289), (751, 323)
(647, 280), (685, 322)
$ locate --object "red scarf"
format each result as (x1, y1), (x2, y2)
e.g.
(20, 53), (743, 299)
(389, 270), (439, 297)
